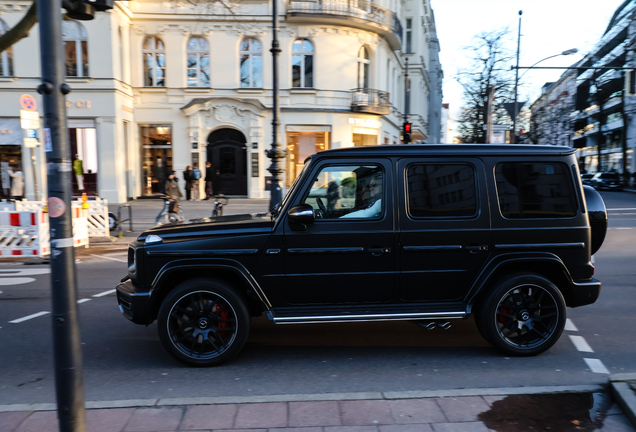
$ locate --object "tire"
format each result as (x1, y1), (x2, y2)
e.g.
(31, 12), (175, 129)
(108, 213), (118, 232)
(157, 279), (250, 366)
(475, 273), (566, 356)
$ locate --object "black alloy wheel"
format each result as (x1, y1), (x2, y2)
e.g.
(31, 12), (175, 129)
(157, 279), (250, 366)
(476, 273), (566, 356)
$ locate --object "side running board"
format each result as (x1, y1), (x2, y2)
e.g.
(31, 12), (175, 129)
(267, 310), (467, 325)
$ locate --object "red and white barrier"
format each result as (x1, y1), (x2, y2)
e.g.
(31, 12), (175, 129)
(0, 210), (49, 257)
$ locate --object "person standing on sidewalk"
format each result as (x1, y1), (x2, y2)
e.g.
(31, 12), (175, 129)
(183, 166), (193, 201)
(204, 161), (214, 200)
(73, 155), (84, 192)
(191, 165), (201, 201)
(8, 163), (24, 200)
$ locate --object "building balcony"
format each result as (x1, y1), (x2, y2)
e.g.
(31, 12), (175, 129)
(350, 88), (390, 115)
(287, 0), (403, 50)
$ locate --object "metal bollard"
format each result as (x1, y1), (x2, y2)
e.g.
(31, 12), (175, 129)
(117, 204), (133, 238)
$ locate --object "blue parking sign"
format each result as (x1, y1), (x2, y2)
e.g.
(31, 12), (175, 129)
(26, 129), (37, 139)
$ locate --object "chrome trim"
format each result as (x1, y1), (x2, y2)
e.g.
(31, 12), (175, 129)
(287, 247), (365, 255)
(494, 242), (585, 250)
(571, 280), (602, 288)
(403, 245), (462, 252)
(147, 249), (259, 256)
(272, 311), (466, 324)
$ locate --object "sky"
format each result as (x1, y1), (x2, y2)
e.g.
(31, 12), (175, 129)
(430, 0), (627, 120)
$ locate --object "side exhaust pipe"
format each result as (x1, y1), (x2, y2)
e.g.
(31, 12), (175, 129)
(414, 320), (452, 330)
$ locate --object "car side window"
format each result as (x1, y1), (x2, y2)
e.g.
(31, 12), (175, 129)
(303, 165), (384, 219)
(495, 162), (577, 218)
(406, 163), (477, 218)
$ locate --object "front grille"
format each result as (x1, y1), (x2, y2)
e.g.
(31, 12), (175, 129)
(117, 291), (133, 317)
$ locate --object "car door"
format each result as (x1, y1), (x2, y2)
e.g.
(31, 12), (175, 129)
(283, 158), (396, 305)
(397, 158), (491, 302)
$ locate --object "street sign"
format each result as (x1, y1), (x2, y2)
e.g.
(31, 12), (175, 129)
(26, 129), (37, 139)
(20, 110), (40, 129)
(20, 94), (37, 111)
(24, 138), (39, 148)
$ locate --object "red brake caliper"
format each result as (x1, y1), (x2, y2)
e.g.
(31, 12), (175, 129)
(498, 308), (511, 324)
(217, 303), (229, 340)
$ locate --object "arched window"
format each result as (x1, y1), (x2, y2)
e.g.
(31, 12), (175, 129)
(0, 20), (13, 77)
(187, 37), (210, 87)
(292, 39), (313, 88)
(240, 38), (262, 88)
(62, 21), (88, 77)
(357, 46), (370, 89)
(143, 36), (166, 87)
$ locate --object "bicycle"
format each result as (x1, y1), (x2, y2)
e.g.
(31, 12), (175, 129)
(211, 194), (229, 217)
(155, 195), (184, 226)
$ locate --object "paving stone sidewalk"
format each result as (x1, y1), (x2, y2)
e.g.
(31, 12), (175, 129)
(1, 393), (634, 432)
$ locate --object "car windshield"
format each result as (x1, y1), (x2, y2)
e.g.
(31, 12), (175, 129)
(271, 158), (311, 218)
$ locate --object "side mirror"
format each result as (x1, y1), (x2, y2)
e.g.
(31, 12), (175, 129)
(287, 204), (315, 225)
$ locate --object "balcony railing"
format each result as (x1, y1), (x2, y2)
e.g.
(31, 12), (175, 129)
(350, 88), (390, 115)
(288, 0), (403, 47)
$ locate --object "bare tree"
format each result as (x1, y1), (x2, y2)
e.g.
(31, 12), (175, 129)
(455, 29), (517, 143)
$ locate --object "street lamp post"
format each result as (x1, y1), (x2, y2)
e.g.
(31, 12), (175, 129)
(511, 47), (578, 143)
(266, 0), (286, 211)
(512, 10), (522, 144)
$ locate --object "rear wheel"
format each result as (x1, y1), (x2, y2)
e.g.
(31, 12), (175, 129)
(157, 279), (250, 366)
(476, 273), (566, 356)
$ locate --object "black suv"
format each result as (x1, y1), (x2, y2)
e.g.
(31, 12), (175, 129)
(117, 145), (607, 366)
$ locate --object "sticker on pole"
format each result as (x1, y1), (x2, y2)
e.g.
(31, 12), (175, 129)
(20, 94), (37, 111)
(48, 197), (66, 218)
(44, 128), (52, 152)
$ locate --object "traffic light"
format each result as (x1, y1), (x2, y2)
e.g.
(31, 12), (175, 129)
(403, 122), (412, 143)
(64, 0), (114, 20)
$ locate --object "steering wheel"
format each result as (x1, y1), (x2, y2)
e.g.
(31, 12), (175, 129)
(316, 197), (327, 217)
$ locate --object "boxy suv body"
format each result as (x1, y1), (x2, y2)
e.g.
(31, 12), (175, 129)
(117, 145), (607, 366)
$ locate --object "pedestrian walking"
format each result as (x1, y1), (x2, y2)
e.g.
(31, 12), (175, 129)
(191, 165), (201, 201)
(73, 155), (84, 192)
(183, 166), (193, 201)
(9, 163), (24, 200)
(165, 171), (183, 200)
(204, 161), (214, 200)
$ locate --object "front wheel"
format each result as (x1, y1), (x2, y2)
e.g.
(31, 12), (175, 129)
(476, 273), (566, 356)
(157, 279), (250, 366)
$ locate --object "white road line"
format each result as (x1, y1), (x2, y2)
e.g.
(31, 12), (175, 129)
(92, 289), (116, 298)
(591, 255), (595, 264)
(615, 227), (633, 230)
(564, 319), (578, 332)
(77, 299), (91, 304)
(569, 335), (594, 352)
(91, 254), (127, 263)
(0, 269), (50, 276)
(607, 208), (636, 211)
(584, 358), (610, 374)
(9, 311), (50, 324)
(0, 278), (36, 286)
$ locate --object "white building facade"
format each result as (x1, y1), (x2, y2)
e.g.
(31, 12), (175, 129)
(0, 0), (443, 202)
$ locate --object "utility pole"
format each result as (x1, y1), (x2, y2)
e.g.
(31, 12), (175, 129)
(266, 0), (286, 210)
(404, 56), (410, 139)
(35, 0), (87, 430)
(512, 10), (522, 144)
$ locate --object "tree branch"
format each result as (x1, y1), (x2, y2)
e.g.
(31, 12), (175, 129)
(0, 2), (38, 53)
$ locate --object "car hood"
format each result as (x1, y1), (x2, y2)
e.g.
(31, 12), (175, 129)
(138, 213), (274, 242)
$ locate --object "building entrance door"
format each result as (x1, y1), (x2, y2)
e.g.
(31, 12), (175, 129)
(207, 129), (247, 196)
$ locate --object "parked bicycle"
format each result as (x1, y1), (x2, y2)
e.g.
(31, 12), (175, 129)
(211, 195), (229, 217)
(155, 195), (184, 226)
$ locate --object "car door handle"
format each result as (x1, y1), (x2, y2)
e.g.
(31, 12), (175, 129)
(368, 247), (391, 255)
(465, 245), (488, 253)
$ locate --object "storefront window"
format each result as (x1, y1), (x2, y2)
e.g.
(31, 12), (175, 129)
(0, 146), (22, 199)
(353, 133), (377, 146)
(68, 123), (98, 196)
(140, 125), (172, 195)
(285, 131), (329, 187)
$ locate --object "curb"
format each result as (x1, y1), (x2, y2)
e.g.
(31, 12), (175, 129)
(610, 373), (636, 429)
(0, 384), (605, 413)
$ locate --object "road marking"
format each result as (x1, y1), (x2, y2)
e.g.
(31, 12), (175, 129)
(584, 358), (610, 374)
(9, 311), (50, 324)
(607, 208), (636, 211)
(565, 319), (578, 332)
(0, 269), (50, 276)
(615, 227), (633, 230)
(0, 277), (36, 286)
(77, 299), (91, 304)
(93, 289), (116, 298)
(569, 335), (594, 352)
(91, 254), (127, 263)
(591, 255), (595, 264)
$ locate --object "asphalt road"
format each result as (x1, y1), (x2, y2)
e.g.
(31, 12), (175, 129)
(0, 191), (635, 406)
